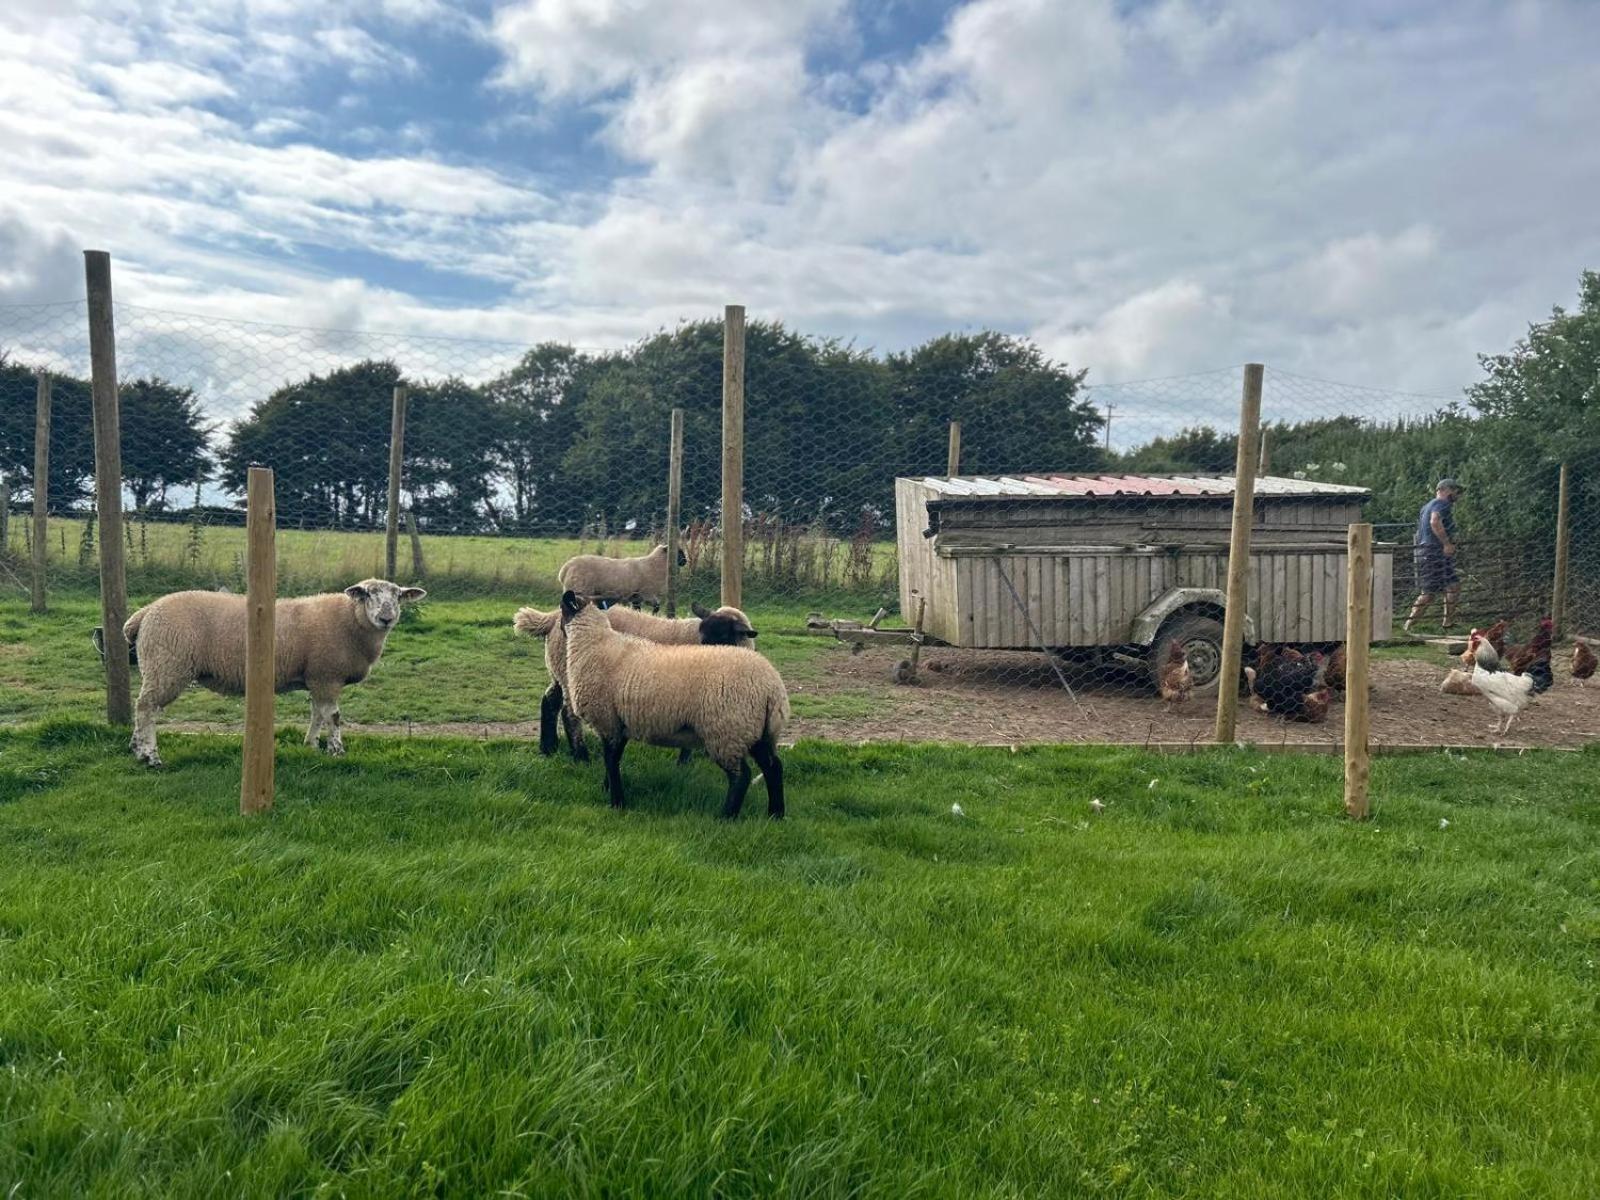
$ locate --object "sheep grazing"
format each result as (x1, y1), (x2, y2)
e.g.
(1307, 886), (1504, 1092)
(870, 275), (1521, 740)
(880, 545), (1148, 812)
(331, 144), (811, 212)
(557, 590), (789, 818)
(513, 600), (756, 762)
(119, 578), (425, 767)
(557, 543), (686, 613)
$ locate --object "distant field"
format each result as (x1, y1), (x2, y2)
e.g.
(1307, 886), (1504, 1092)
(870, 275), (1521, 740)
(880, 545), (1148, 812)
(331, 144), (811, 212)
(1, 516), (900, 604)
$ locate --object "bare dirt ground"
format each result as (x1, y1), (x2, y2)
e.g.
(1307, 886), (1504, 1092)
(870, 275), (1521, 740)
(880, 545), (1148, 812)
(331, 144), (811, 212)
(784, 642), (1600, 750)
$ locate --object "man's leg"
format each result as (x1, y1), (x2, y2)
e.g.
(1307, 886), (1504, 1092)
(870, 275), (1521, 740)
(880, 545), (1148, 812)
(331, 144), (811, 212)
(1405, 591), (1435, 633)
(1442, 584), (1460, 629)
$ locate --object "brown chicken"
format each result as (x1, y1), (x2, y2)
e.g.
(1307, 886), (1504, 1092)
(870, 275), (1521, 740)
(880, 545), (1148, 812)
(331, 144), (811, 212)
(1158, 639), (1194, 704)
(1463, 618), (1508, 670)
(1482, 618), (1510, 656)
(1506, 617), (1555, 695)
(1299, 687), (1334, 724)
(1573, 639), (1597, 687)
(1323, 644), (1347, 693)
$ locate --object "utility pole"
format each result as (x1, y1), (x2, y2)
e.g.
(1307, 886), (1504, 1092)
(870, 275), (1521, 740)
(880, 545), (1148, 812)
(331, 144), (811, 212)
(1103, 402), (1115, 453)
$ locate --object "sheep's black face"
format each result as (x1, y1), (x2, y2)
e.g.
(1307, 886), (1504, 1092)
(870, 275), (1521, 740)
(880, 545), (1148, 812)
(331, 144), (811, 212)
(559, 589), (586, 628)
(699, 613), (757, 646)
(676, 548), (688, 567)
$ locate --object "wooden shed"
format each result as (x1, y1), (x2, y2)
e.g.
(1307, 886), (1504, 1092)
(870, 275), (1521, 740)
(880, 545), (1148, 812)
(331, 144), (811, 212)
(895, 472), (1392, 685)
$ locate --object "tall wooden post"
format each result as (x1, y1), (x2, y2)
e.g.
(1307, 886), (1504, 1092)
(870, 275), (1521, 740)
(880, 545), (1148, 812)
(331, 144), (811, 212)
(1343, 522), (1374, 820)
(85, 250), (132, 726)
(947, 420), (962, 476)
(385, 385), (408, 581)
(1552, 461), (1571, 638)
(1212, 363), (1264, 744)
(666, 406), (685, 618)
(241, 466), (277, 816)
(1257, 425), (1271, 475)
(31, 374), (51, 613)
(405, 510), (426, 580)
(721, 304), (745, 609)
(0, 471), (8, 555)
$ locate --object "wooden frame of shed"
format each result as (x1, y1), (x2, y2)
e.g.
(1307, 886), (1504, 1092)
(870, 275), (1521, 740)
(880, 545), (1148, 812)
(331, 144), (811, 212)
(895, 473), (1394, 650)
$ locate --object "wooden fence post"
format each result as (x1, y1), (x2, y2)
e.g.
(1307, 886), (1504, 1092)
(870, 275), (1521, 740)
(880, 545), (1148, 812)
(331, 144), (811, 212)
(1552, 461), (1570, 638)
(1257, 425), (1271, 475)
(385, 385), (408, 581)
(0, 471), (8, 556)
(84, 250), (132, 726)
(405, 510), (426, 580)
(721, 304), (745, 609)
(241, 466), (277, 816)
(1344, 522), (1374, 820)
(947, 420), (962, 476)
(666, 406), (685, 618)
(31, 374), (51, 614)
(1213, 363), (1264, 744)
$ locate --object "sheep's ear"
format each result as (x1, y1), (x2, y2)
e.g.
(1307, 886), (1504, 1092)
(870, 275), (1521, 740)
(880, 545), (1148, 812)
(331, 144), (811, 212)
(691, 601), (711, 619)
(676, 548), (688, 567)
(559, 590), (583, 619)
(741, 626), (758, 639)
(399, 587), (426, 603)
(345, 584), (369, 601)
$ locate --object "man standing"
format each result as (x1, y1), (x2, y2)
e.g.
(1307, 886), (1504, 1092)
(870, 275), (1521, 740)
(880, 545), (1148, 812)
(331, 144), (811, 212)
(1404, 478), (1463, 634)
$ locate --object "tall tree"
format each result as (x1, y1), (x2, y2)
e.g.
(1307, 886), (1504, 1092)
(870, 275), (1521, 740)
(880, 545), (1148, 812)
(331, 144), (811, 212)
(486, 344), (593, 531)
(119, 377), (212, 511)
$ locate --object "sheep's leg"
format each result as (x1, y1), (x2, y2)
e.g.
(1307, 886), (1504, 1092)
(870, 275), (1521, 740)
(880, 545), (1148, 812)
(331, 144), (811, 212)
(306, 696), (326, 748)
(602, 735), (628, 808)
(562, 705), (590, 763)
(676, 747), (693, 767)
(308, 686), (345, 754)
(751, 738), (784, 820)
(131, 672), (187, 768)
(719, 758), (753, 820)
(326, 706), (346, 756)
(539, 683), (563, 756)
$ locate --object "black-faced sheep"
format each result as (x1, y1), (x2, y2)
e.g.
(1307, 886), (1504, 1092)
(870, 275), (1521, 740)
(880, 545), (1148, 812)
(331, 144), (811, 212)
(513, 600), (756, 762)
(557, 590), (789, 818)
(120, 578), (424, 766)
(557, 544), (686, 613)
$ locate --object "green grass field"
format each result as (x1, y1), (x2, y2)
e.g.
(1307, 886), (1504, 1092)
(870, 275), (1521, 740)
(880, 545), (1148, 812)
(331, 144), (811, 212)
(0, 725), (1596, 1195)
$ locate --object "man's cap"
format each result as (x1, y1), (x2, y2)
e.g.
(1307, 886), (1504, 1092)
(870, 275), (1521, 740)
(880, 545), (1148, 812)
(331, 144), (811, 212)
(1437, 478), (1463, 494)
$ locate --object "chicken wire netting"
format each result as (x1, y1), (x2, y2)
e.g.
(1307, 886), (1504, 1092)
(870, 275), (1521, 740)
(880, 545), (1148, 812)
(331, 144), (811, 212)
(1, 299), (1596, 747)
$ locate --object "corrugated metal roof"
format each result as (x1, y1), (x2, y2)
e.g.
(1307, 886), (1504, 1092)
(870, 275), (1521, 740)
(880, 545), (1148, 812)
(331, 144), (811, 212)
(910, 473), (1369, 499)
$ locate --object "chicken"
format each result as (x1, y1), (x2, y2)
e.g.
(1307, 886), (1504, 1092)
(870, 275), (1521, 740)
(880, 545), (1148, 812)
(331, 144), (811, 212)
(1252, 655), (1327, 721)
(1482, 618), (1509, 656)
(1323, 644), (1347, 693)
(1157, 639), (1193, 704)
(1461, 629), (1493, 671)
(1438, 668), (1480, 696)
(1472, 661), (1535, 734)
(1572, 639), (1597, 687)
(1506, 617), (1554, 694)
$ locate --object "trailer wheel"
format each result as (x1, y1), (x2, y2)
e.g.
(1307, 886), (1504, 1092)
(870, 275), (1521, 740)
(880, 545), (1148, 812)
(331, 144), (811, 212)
(1148, 613), (1226, 695)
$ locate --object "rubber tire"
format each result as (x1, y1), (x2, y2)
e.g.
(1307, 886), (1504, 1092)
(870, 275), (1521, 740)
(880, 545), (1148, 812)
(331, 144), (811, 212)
(1148, 612), (1227, 696)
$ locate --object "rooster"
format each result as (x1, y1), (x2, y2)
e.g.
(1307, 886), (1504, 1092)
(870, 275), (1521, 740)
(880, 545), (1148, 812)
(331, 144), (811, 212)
(1574, 639), (1597, 687)
(1506, 617), (1554, 694)
(1462, 619), (1508, 671)
(1472, 661), (1535, 734)
(1157, 639), (1193, 704)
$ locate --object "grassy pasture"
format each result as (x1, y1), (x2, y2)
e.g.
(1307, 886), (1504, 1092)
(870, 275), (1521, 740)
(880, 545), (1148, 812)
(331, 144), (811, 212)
(0, 726), (1596, 1195)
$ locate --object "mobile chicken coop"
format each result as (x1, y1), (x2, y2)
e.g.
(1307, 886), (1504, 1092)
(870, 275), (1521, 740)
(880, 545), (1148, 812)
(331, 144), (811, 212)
(893, 473), (1393, 691)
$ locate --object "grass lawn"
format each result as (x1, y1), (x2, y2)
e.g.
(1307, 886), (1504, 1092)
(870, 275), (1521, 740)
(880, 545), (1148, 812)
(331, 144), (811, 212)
(0, 595), (847, 729)
(1, 724), (1597, 1196)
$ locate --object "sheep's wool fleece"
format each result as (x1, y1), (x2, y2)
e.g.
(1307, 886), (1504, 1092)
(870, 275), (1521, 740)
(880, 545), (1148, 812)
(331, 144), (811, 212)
(564, 607), (788, 769)
(557, 546), (669, 604)
(125, 589), (393, 695)
(515, 604), (752, 694)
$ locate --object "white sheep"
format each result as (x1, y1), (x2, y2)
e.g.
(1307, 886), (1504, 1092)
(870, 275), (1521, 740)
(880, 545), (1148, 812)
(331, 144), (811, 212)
(513, 600), (757, 761)
(557, 543), (686, 613)
(557, 590), (789, 818)
(119, 578), (425, 767)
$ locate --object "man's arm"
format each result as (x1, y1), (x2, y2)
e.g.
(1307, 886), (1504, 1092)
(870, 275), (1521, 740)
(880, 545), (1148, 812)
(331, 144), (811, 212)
(1430, 510), (1455, 555)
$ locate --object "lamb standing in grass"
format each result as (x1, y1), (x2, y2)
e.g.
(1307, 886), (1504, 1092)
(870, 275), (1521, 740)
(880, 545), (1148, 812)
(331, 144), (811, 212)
(514, 600), (757, 761)
(557, 544), (686, 613)
(557, 590), (789, 818)
(119, 579), (425, 766)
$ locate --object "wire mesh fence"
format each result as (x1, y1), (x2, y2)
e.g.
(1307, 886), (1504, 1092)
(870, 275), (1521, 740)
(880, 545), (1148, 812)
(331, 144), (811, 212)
(2, 293), (1596, 749)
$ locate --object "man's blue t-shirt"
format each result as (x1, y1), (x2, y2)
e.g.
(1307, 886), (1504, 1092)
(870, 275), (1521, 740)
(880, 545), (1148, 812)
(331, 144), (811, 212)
(1416, 497), (1455, 549)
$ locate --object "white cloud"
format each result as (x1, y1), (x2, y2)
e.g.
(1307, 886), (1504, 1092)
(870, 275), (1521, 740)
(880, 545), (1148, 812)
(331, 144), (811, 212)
(93, 60), (235, 107)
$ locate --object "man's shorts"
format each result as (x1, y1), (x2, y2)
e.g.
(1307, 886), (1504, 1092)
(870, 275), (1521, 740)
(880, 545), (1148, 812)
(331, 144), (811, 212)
(1415, 548), (1458, 593)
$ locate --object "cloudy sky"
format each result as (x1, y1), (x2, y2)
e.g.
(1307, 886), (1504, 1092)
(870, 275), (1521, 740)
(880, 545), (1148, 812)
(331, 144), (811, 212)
(2, 0), (1598, 396)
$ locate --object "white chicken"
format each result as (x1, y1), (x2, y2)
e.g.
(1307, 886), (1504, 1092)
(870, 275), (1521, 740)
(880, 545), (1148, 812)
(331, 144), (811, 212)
(1471, 661), (1535, 735)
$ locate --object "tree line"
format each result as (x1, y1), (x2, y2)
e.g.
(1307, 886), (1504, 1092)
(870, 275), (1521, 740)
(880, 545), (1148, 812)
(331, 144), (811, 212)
(2, 271), (1596, 555)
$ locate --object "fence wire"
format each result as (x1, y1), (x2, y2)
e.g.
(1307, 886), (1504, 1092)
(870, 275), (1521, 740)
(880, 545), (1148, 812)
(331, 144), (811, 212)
(2, 300), (1595, 750)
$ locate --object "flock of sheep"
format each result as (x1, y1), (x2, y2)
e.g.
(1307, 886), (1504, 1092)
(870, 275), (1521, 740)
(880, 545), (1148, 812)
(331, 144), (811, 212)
(106, 543), (792, 819)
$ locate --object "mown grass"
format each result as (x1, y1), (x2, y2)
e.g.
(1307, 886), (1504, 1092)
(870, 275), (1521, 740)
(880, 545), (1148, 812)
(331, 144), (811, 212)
(0, 595), (847, 728)
(1, 725), (1597, 1196)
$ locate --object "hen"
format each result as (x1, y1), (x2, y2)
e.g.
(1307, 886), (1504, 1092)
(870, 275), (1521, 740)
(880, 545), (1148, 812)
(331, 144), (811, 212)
(1506, 617), (1554, 694)
(1252, 656), (1329, 722)
(1157, 639), (1193, 704)
(1574, 639), (1597, 687)
(1472, 661), (1535, 734)
(1438, 668), (1480, 696)
(1323, 644), (1347, 693)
